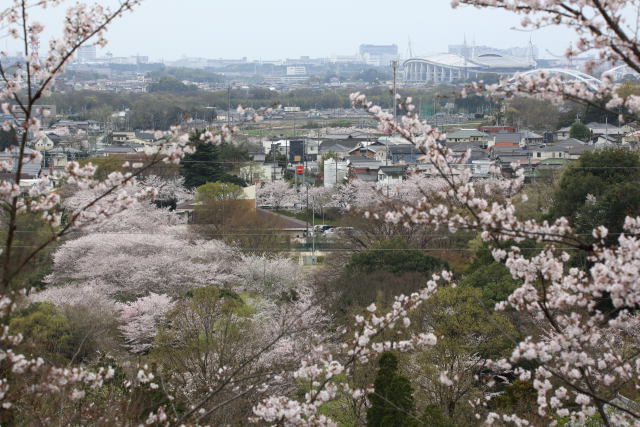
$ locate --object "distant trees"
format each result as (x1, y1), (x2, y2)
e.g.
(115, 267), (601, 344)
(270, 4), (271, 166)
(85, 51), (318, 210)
(147, 66), (225, 84)
(148, 76), (198, 93)
(351, 69), (392, 83)
(506, 97), (560, 130)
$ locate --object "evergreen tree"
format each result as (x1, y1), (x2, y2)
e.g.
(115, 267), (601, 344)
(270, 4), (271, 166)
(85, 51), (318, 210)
(367, 352), (416, 427)
(0, 128), (17, 150)
(180, 133), (247, 189)
(569, 121), (591, 142)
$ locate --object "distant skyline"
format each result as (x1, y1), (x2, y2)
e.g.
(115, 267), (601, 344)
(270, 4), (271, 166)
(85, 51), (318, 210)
(6, 0), (599, 62)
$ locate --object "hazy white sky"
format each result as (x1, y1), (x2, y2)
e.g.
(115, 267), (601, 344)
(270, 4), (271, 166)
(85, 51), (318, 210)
(9, 0), (583, 61)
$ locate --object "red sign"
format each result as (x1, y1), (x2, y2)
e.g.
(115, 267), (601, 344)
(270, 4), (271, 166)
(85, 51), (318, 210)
(295, 165), (304, 174)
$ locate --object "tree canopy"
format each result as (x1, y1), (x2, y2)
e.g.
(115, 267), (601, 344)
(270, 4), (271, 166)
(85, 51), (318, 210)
(180, 134), (248, 189)
(569, 121), (591, 142)
(347, 237), (448, 276)
(550, 148), (640, 237)
(367, 352), (417, 427)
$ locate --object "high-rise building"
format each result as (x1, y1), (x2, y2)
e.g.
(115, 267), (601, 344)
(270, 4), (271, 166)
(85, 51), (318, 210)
(359, 44), (398, 57)
(77, 45), (97, 63)
(359, 44), (398, 67)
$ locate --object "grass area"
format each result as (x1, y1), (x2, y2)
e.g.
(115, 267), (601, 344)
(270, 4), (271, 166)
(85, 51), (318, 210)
(274, 209), (340, 226)
(243, 129), (303, 138)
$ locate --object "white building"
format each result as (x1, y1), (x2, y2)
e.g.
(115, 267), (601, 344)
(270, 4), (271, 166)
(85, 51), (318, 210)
(323, 159), (348, 188)
(286, 66), (307, 76)
(77, 45), (97, 63)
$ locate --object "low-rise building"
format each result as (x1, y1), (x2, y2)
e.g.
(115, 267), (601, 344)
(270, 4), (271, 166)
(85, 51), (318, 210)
(446, 129), (488, 143)
(377, 165), (406, 188)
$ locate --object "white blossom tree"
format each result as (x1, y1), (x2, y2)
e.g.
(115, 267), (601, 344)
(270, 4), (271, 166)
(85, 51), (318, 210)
(256, 180), (298, 210)
(117, 293), (174, 354)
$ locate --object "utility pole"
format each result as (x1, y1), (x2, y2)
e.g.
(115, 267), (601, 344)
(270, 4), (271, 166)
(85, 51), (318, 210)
(227, 85), (231, 128)
(391, 60), (398, 125)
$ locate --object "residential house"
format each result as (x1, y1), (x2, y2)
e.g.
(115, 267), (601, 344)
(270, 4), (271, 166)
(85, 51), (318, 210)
(33, 134), (55, 151)
(522, 131), (544, 145)
(446, 129), (488, 143)
(377, 165), (406, 188)
(240, 162), (283, 183)
(348, 143), (388, 162)
(0, 147), (42, 181)
(530, 139), (595, 161)
(249, 151), (267, 162)
(479, 125), (517, 134)
(492, 147), (534, 176)
(97, 145), (137, 156)
(388, 144), (421, 164)
(346, 156), (383, 182)
(319, 140), (360, 159)
(557, 122), (626, 142)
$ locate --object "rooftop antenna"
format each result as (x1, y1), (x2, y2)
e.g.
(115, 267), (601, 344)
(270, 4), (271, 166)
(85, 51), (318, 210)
(528, 34), (535, 65)
(463, 34), (468, 59)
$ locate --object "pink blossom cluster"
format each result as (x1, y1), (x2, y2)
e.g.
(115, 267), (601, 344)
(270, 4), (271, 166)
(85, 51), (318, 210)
(349, 89), (640, 425)
(252, 274), (448, 425)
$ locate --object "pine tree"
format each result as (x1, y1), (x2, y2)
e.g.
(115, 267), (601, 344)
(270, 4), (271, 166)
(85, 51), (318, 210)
(367, 352), (416, 427)
(180, 133), (247, 189)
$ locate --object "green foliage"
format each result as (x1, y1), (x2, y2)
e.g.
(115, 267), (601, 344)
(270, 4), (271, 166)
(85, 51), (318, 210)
(421, 404), (455, 427)
(9, 302), (78, 364)
(459, 242), (519, 307)
(46, 86), (446, 130)
(80, 156), (126, 181)
(180, 133), (248, 188)
(367, 352), (417, 427)
(147, 66), (225, 83)
(488, 380), (545, 425)
(348, 238), (448, 276)
(196, 182), (244, 201)
(148, 76), (198, 93)
(320, 239), (449, 322)
(327, 119), (353, 128)
(318, 150), (340, 174)
(417, 286), (515, 360)
(569, 121), (591, 141)
(0, 212), (57, 291)
(0, 128), (18, 150)
(351, 69), (392, 82)
(550, 148), (640, 238)
(506, 97), (560, 130)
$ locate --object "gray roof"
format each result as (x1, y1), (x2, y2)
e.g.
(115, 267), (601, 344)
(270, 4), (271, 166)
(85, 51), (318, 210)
(447, 142), (486, 152)
(447, 129), (488, 139)
(388, 145), (420, 154)
(346, 156), (383, 168)
(98, 146), (136, 153)
(47, 147), (82, 154)
(378, 165), (406, 177)
(135, 131), (156, 141)
(0, 147), (41, 178)
(320, 140), (360, 152)
(522, 131), (544, 139)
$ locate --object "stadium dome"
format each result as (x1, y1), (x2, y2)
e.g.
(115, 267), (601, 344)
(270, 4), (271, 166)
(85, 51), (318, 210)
(404, 53), (536, 83)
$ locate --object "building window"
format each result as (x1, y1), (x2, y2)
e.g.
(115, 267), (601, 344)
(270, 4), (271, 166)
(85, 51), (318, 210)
(536, 152), (541, 158)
